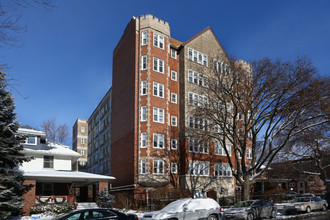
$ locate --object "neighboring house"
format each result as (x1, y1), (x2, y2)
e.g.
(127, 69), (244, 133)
(253, 159), (327, 198)
(80, 14), (252, 206)
(18, 126), (114, 216)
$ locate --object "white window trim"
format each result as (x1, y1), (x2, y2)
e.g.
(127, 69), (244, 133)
(153, 159), (165, 174)
(153, 33), (165, 49)
(141, 31), (148, 45)
(140, 159), (147, 174)
(171, 93), (177, 103)
(153, 82), (164, 98)
(141, 55), (147, 70)
(171, 116), (177, 127)
(141, 106), (147, 121)
(141, 81), (147, 95)
(171, 70), (177, 81)
(171, 49), (177, 59)
(171, 139), (178, 150)
(153, 133), (164, 149)
(153, 107), (164, 123)
(141, 133), (147, 148)
(153, 57), (164, 73)
(171, 163), (178, 174)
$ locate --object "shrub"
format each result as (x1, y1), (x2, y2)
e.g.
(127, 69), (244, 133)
(30, 203), (74, 214)
(96, 187), (115, 208)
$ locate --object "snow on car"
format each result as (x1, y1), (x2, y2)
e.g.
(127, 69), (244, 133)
(141, 197), (221, 220)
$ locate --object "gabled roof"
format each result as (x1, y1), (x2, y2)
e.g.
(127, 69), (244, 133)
(182, 26), (230, 60)
(170, 37), (182, 48)
(23, 142), (81, 158)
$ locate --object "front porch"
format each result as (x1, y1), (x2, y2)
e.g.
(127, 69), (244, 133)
(22, 170), (115, 215)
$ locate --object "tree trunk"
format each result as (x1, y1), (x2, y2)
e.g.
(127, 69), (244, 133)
(241, 175), (251, 201)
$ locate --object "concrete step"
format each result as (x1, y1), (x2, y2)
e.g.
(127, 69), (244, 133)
(77, 202), (99, 209)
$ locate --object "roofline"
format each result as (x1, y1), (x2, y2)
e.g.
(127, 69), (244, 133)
(88, 87), (112, 121)
(182, 26), (230, 60)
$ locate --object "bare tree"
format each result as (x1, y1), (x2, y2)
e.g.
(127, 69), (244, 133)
(189, 56), (329, 201)
(40, 118), (69, 144)
(279, 122), (330, 193)
(0, 0), (54, 48)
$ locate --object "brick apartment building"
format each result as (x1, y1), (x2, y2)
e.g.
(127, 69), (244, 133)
(75, 14), (252, 204)
(72, 118), (88, 171)
(109, 14), (251, 203)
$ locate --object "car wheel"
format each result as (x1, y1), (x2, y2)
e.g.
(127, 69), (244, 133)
(247, 213), (254, 220)
(306, 206), (311, 213)
(270, 209), (276, 218)
(207, 214), (217, 220)
(322, 204), (326, 211)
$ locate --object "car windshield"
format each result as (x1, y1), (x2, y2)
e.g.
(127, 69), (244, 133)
(294, 198), (310, 202)
(233, 201), (254, 208)
(161, 199), (190, 212)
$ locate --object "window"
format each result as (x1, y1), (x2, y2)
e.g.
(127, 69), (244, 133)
(141, 106), (147, 121)
(141, 56), (147, 70)
(214, 163), (231, 177)
(171, 163), (178, 174)
(188, 138), (209, 154)
(289, 182), (295, 187)
(153, 57), (164, 73)
(187, 92), (208, 106)
(153, 33), (164, 49)
(153, 159), (164, 174)
(141, 133), (147, 148)
(187, 47), (208, 66)
(187, 70), (208, 87)
(214, 142), (231, 156)
(153, 82), (164, 98)
(171, 70), (177, 81)
(140, 159), (147, 174)
(214, 60), (230, 75)
(153, 107), (164, 123)
(26, 136), (37, 145)
(171, 49), (177, 59)
(81, 126), (85, 133)
(189, 162), (209, 176)
(141, 81), (147, 95)
(188, 116), (209, 131)
(171, 139), (178, 150)
(42, 183), (53, 196)
(153, 133), (164, 149)
(141, 31), (148, 45)
(171, 116), (177, 127)
(247, 148), (252, 159)
(214, 124), (222, 133)
(43, 156), (54, 168)
(171, 93), (177, 103)
(81, 138), (85, 144)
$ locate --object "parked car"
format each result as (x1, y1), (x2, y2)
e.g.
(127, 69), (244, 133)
(291, 197), (327, 213)
(54, 208), (139, 220)
(275, 196), (328, 214)
(141, 197), (221, 220)
(223, 200), (276, 220)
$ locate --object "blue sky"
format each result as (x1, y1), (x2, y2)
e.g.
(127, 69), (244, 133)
(1, 0), (329, 146)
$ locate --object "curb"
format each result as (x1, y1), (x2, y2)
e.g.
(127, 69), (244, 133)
(276, 210), (330, 219)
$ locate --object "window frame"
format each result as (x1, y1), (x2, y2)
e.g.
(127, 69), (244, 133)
(171, 70), (177, 81)
(171, 93), (177, 103)
(153, 82), (164, 98)
(171, 163), (178, 174)
(43, 155), (54, 169)
(153, 159), (165, 174)
(171, 139), (178, 150)
(141, 106), (147, 121)
(140, 159), (147, 174)
(153, 57), (164, 73)
(141, 81), (147, 95)
(153, 133), (164, 149)
(153, 107), (164, 123)
(141, 133), (147, 148)
(141, 55), (147, 70)
(153, 33), (165, 49)
(171, 48), (177, 59)
(171, 116), (177, 127)
(141, 31), (148, 45)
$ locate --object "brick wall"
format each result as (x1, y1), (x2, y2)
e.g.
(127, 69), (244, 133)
(22, 179), (36, 216)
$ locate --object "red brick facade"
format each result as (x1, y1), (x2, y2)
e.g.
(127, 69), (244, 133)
(22, 179), (36, 216)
